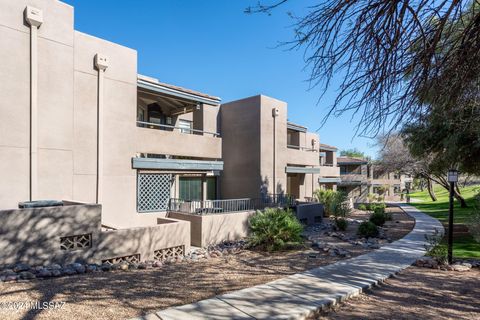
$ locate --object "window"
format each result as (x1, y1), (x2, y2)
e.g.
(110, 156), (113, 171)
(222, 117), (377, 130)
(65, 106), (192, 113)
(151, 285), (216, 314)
(137, 173), (172, 212)
(179, 177), (202, 201)
(179, 119), (193, 134)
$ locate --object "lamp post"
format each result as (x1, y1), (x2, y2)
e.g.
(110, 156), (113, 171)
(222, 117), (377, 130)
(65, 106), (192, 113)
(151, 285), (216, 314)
(447, 169), (458, 264)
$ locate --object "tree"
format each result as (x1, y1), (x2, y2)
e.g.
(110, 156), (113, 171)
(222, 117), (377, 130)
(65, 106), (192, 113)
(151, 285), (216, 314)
(339, 148), (366, 158)
(246, 1), (480, 138)
(376, 134), (468, 207)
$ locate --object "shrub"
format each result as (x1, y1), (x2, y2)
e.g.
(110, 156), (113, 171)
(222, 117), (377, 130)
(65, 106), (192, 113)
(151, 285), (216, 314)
(369, 211), (386, 226)
(425, 229), (448, 264)
(248, 208), (303, 251)
(314, 189), (337, 217)
(358, 204), (367, 211)
(358, 221), (379, 238)
(329, 191), (352, 220)
(335, 218), (348, 231)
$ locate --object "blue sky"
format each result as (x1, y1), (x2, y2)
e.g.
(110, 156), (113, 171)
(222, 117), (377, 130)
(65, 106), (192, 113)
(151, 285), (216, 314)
(63, 0), (378, 157)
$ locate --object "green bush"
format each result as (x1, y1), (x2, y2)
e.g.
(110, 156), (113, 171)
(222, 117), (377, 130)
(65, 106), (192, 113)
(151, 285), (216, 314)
(314, 189), (337, 216)
(358, 221), (379, 238)
(335, 218), (348, 231)
(329, 191), (351, 220)
(358, 204), (367, 211)
(248, 208), (303, 251)
(369, 211), (386, 226)
(467, 193), (480, 243)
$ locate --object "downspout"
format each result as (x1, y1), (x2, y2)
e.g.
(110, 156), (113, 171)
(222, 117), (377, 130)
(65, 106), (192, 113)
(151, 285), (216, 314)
(94, 54), (109, 204)
(25, 6), (43, 201)
(272, 107), (279, 196)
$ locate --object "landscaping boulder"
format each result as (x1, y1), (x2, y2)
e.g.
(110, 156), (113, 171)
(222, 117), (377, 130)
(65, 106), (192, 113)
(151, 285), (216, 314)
(19, 271), (36, 280)
(13, 263), (30, 273)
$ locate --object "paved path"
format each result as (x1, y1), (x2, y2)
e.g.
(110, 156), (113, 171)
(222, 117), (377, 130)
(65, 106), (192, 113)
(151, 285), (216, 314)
(137, 204), (443, 320)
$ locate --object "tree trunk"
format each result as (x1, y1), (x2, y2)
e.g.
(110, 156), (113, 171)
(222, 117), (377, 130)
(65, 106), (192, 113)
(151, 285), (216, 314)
(453, 188), (468, 208)
(427, 179), (437, 201)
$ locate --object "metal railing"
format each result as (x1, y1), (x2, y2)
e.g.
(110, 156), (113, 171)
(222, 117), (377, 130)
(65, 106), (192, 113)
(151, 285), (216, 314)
(136, 121), (220, 138)
(287, 145), (317, 152)
(169, 194), (296, 215)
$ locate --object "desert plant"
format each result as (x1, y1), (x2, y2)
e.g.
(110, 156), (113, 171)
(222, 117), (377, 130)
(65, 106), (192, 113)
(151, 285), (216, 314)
(367, 193), (378, 203)
(335, 218), (348, 231)
(329, 191), (351, 220)
(369, 211), (386, 226)
(425, 229), (448, 264)
(248, 208), (303, 251)
(358, 221), (379, 238)
(314, 189), (337, 217)
(358, 204), (367, 211)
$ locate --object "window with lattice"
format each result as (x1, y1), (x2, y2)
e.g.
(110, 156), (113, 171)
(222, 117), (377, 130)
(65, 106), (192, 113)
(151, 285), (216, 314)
(137, 173), (172, 212)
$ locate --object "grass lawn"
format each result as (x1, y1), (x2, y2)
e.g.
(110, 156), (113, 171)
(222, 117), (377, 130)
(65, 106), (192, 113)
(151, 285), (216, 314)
(409, 185), (480, 258)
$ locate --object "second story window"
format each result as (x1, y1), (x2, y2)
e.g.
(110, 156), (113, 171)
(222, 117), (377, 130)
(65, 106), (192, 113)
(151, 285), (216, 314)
(179, 119), (193, 134)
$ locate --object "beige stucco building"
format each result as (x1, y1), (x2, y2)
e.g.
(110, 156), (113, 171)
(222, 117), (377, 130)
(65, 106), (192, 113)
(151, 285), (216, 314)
(0, 0), (340, 236)
(337, 156), (411, 202)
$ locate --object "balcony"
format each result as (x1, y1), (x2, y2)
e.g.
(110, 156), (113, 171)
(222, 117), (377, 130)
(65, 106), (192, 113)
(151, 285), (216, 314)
(319, 165), (340, 177)
(135, 121), (222, 159)
(286, 145), (319, 166)
(169, 194), (295, 215)
(339, 173), (368, 186)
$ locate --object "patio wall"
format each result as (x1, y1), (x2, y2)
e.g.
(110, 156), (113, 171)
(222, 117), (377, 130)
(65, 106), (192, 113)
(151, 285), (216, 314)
(169, 211), (255, 247)
(0, 202), (190, 267)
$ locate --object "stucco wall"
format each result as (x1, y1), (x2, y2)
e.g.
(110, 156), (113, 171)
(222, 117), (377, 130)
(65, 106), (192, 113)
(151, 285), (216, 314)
(0, 202), (190, 266)
(220, 96), (261, 199)
(0, 0), (74, 209)
(169, 211), (255, 247)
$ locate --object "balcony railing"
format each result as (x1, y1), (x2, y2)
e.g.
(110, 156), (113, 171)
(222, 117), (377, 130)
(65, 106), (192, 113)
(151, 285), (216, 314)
(136, 121), (220, 138)
(169, 194), (296, 215)
(287, 145), (317, 152)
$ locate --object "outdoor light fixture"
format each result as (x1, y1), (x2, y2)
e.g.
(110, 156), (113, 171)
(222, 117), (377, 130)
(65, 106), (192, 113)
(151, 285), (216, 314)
(447, 168), (459, 264)
(448, 169), (459, 183)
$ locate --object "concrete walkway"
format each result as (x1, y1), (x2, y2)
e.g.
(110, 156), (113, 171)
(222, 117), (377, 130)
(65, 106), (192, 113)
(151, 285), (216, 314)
(138, 204), (443, 320)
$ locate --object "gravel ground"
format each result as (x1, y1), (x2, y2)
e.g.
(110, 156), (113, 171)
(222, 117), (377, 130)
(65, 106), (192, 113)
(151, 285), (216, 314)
(0, 207), (413, 320)
(317, 267), (480, 320)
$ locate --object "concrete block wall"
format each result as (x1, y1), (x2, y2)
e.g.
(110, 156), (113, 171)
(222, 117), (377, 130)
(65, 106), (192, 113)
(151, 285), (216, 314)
(0, 202), (190, 267)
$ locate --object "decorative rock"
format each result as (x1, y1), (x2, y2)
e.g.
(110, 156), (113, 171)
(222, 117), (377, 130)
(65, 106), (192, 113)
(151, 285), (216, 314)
(86, 264), (98, 273)
(101, 263), (112, 272)
(37, 269), (53, 278)
(19, 271), (36, 280)
(119, 262), (129, 271)
(152, 260), (163, 268)
(138, 262), (147, 270)
(51, 269), (62, 277)
(128, 263), (138, 270)
(71, 263), (86, 274)
(452, 263), (471, 272)
(13, 263), (30, 273)
(62, 267), (76, 276)
(47, 263), (62, 271)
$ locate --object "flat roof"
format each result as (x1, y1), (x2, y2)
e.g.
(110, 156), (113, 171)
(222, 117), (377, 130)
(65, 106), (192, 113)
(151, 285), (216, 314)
(337, 156), (368, 165)
(138, 74), (221, 106)
(319, 143), (338, 152)
(287, 122), (307, 133)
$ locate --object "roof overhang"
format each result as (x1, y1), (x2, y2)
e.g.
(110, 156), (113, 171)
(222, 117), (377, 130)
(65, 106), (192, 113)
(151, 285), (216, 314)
(287, 122), (307, 133)
(318, 177), (342, 183)
(137, 78), (221, 106)
(338, 181), (366, 186)
(132, 158), (223, 171)
(337, 161), (368, 165)
(285, 166), (320, 174)
(319, 145), (338, 152)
